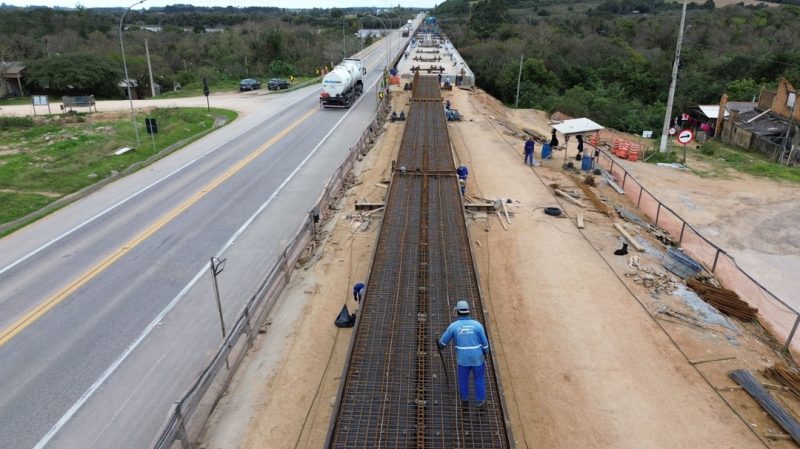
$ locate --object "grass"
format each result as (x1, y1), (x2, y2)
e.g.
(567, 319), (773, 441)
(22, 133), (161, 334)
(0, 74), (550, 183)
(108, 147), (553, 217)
(0, 107), (237, 226)
(0, 96), (33, 106)
(642, 139), (800, 183)
(158, 76), (319, 98)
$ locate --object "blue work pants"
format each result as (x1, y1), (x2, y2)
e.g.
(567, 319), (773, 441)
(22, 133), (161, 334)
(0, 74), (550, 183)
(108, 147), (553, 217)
(524, 150), (534, 166)
(457, 364), (486, 402)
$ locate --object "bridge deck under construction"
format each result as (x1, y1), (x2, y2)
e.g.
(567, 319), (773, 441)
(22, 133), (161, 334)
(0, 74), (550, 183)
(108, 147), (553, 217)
(325, 75), (513, 449)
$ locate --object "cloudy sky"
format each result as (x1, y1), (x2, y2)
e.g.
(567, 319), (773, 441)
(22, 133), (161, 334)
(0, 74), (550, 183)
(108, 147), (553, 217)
(2, 0), (437, 8)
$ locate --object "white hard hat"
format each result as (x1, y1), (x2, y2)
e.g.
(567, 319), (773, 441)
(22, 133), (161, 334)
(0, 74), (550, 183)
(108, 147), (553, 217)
(455, 300), (470, 314)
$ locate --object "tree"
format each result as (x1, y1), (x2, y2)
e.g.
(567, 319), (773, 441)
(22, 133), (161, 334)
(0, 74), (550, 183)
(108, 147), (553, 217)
(726, 78), (759, 101)
(26, 52), (119, 97)
(469, 0), (511, 38)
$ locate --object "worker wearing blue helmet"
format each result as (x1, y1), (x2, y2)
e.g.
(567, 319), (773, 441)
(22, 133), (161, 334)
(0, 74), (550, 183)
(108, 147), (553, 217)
(438, 299), (490, 407)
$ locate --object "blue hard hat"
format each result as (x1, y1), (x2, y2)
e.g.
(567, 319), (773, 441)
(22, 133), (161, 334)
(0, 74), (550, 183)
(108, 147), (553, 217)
(455, 300), (470, 313)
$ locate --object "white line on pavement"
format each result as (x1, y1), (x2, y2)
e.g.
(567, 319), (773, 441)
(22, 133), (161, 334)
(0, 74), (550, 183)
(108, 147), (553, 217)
(0, 88), (320, 278)
(31, 62), (383, 449)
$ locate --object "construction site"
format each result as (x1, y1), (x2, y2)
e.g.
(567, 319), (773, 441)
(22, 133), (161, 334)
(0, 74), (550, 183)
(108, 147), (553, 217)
(198, 24), (800, 449)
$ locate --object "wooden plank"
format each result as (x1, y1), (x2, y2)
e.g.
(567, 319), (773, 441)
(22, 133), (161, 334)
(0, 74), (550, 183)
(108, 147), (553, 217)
(613, 223), (644, 252)
(355, 202), (385, 211)
(501, 200), (512, 225)
(577, 213), (585, 229)
(554, 189), (587, 208)
(375, 182), (388, 189)
(497, 213), (508, 231)
(602, 171), (625, 194)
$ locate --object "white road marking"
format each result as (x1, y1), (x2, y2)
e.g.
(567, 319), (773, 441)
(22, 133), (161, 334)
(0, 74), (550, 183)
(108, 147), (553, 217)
(31, 61), (383, 449)
(0, 88), (319, 278)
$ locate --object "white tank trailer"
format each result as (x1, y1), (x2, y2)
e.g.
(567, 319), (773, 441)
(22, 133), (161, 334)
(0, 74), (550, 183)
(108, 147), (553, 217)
(320, 58), (366, 108)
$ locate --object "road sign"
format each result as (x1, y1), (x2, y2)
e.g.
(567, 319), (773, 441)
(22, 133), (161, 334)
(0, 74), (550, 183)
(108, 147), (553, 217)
(669, 127), (677, 135)
(676, 129), (695, 145)
(642, 130), (653, 138)
(32, 95), (48, 106)
(145, 118), (158, 134)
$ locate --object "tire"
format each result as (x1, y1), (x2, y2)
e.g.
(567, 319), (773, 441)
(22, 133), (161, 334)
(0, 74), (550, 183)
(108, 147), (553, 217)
(544, 207), (562, 217)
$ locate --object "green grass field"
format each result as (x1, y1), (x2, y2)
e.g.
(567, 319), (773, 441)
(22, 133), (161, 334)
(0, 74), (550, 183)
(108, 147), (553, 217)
(0, 107), (237, 226)
(641, 139), (800, 183)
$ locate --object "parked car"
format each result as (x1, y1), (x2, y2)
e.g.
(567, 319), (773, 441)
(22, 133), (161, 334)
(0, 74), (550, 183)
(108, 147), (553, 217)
(239, 79), (261, 91)
(268, 78), (291, 90)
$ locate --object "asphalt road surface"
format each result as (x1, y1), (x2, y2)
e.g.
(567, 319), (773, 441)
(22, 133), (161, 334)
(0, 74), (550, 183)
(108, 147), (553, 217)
(0, 27), (413, 449)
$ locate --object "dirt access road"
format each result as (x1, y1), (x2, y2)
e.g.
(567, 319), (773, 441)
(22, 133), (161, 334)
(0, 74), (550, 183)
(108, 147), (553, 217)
(195, 84), (800, 449)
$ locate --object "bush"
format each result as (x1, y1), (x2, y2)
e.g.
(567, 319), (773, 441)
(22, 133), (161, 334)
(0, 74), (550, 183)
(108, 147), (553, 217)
(0, 116), (34, 129)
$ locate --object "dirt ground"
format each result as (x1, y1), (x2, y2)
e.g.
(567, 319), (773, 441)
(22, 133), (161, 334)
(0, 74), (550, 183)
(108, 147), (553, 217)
(504, 104), (800, 313)
(199, 84), (800, 449)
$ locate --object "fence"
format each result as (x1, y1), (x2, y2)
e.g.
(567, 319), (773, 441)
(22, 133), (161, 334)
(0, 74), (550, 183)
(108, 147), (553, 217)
(596, 148), (800, 353)
(151, 97), (391, 449)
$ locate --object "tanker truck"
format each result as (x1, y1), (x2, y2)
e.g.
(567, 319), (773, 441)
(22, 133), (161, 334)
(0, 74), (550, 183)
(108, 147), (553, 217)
(320, 58), (366, 108)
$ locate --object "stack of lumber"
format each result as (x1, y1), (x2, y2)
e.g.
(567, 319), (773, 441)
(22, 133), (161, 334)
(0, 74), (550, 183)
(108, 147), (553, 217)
(687, 279), (757, 321)
(765, 363), (800, 399)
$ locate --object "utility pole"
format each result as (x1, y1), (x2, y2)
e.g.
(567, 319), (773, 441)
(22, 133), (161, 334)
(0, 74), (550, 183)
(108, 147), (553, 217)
(780, 94), (797, 165)
(343, 18), (346, 59)
(244, 55), (248, 77)
(659, 0), (688, 153)
(119, 0), (145, 146)
(145, 38), (155, 97)
(515, 55), (523, 108)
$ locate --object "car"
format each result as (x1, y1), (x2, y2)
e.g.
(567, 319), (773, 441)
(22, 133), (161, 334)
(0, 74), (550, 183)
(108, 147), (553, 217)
(239, 79), (261, 91)
(268, 78), (291, 90)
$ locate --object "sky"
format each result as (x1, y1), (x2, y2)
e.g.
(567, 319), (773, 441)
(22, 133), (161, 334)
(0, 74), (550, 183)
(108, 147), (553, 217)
(2, 0), (437, 8)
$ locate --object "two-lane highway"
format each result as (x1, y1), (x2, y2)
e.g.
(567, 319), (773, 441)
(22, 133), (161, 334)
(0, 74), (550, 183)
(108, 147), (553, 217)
(0, 25), (414, 449)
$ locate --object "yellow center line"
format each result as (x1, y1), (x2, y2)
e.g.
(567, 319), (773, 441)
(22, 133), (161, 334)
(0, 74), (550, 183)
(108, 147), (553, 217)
(0, 106), (319, 347)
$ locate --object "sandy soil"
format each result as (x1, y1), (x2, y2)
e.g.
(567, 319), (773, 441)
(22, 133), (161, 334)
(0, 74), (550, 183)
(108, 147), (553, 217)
(199, 84), (800, 449)
(504, 105), (800, 312)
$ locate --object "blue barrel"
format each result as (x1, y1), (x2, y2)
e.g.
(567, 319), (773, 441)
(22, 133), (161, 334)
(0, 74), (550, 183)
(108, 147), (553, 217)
(541, 143), (552, 160)
(581, 155), (594, 171)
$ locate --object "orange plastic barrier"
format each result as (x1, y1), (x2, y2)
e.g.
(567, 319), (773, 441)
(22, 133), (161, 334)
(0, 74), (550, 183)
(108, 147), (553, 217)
(618, 141), (630, 159)
(628, 144), (639, 162)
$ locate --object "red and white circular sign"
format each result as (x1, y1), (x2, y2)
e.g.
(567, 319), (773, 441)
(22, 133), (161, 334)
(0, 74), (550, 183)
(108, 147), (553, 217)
(669, 127), (677, 135)
(676, 129), (694, 145)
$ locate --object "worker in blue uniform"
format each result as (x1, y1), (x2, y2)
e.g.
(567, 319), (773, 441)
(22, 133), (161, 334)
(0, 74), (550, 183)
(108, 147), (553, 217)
(524, 137), (535, 166)
(438, 300), (490, 407)
(353, 282), (365, 303)
(456, 165), (468, 196)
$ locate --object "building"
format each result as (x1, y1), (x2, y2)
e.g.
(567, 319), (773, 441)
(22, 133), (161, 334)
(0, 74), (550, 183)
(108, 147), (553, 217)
(0, 62), (26, 98)
(718, 79), (799, 164)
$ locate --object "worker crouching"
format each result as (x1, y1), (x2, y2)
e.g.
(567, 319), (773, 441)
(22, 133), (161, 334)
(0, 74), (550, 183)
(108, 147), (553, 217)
(438, 300), (490, 408)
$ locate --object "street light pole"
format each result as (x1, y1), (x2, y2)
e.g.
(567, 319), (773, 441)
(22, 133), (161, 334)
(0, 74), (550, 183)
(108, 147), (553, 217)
(119, 0), (145, 146)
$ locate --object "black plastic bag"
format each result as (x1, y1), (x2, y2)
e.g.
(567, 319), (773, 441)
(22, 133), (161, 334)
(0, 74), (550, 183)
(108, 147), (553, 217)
(335, 304), (356, 328)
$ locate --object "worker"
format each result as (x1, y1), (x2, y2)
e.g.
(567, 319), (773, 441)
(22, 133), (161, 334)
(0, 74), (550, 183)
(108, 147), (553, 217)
(550, 129), (559, 148)
(353, 282), (365, 303)
(575, 134), (584, 161)
(524, 137), (535, 166)
(438, 300), (490, 407)
(456, 165), (468, 195)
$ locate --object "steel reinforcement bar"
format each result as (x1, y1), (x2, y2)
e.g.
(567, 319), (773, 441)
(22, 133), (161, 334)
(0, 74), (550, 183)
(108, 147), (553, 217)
(325, 75), (512, 449)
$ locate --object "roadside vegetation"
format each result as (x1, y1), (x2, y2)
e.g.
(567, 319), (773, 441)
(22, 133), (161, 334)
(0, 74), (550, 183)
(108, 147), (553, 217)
(0, 6), (416, 101)
(639, 139), (800, 183)
(0, 107), (237, 226)
(434, 0), (800, 138)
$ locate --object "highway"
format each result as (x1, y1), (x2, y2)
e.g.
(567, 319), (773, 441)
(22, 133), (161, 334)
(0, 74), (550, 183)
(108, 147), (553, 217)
(0, 28), (411, 449)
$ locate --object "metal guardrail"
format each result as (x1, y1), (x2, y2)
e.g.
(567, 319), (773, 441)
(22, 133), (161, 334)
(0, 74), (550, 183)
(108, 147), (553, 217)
(151, 96), (391, 449)
(596, 147), (800, 352)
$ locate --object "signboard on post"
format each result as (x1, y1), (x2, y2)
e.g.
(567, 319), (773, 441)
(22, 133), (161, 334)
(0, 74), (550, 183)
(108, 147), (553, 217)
(676, 129), (694, 145)
(642, 130), (653, 138)
(31, 95), (51, 115)
(669, 127), (677, 136)
(676, 129), (695, 164)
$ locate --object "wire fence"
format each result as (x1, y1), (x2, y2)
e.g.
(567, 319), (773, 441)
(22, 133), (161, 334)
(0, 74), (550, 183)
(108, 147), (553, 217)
(151, 97), (391, 449)
(596, 149), (800, 353)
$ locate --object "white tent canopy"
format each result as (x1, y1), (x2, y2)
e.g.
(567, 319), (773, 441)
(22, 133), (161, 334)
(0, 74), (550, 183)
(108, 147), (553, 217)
(552, 118), (604, 136)
(698, 105), (729, 120)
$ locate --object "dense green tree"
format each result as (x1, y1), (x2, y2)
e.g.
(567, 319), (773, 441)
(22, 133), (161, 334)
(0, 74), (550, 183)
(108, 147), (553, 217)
(26, 52), (119, 97)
